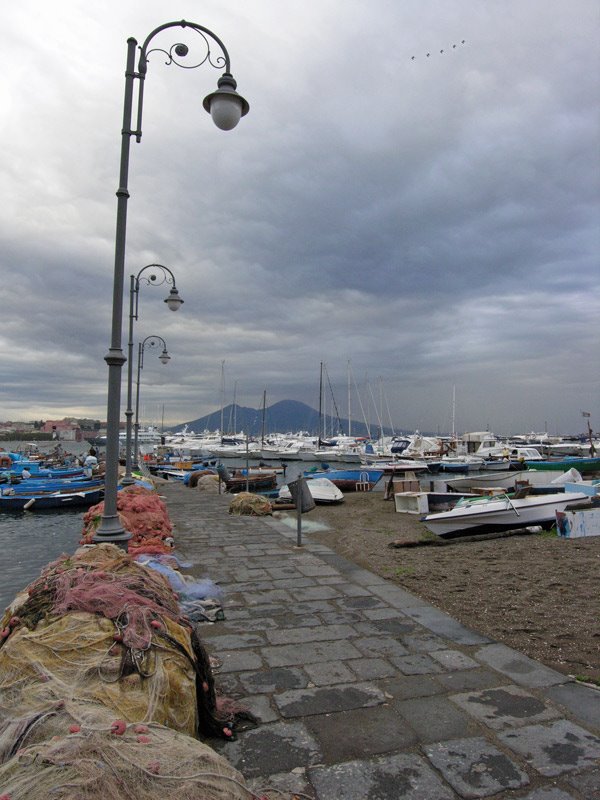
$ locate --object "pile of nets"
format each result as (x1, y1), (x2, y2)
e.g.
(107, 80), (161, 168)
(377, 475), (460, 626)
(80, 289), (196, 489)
(0, 544), (249, 742)
(194, 474), (221, 493)
(80, 486), (173, 555)
(229, 492), (273, 517)
(0, 708), (257, 800)
(186, 470), (217, 488)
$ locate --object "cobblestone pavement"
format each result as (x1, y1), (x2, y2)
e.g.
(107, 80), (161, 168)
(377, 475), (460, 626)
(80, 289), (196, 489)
(158, 480), (600, 800)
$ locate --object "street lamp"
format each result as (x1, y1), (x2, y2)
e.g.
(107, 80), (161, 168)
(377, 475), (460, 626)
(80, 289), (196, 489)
(133, 336), (171, 468)
(94, 20), (248, 548)
(122, 264), (183, 486)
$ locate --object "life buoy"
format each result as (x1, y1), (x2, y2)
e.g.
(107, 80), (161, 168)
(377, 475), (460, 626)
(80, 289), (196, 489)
(0, 455), (12, 469)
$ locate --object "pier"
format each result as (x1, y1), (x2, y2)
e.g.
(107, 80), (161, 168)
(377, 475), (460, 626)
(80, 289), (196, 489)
(157, 479), (600, 799)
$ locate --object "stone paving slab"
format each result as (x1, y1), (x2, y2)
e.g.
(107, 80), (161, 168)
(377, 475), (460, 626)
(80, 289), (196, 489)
(450, 685), (562, 731)
(475, 643), (570, 689)
(308, 753), (457, 800)
(275, 681), (386, 718)
(157, 483), (600, 799)
(424, 736), (531, 797)
(498, 719), (600, 777)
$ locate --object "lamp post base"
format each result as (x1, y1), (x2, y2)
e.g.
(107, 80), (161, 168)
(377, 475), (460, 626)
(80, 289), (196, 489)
(93, 514), (132, 551)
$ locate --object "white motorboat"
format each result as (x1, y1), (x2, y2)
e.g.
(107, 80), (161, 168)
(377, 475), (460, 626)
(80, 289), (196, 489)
(360, 458), (429, 473)
(279, 477), (344, 504)
(422, 489), (589, 538)
(444, 467), (583, 493)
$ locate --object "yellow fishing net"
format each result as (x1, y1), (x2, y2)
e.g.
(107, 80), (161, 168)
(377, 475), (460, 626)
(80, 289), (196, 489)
(0, 544), (261, 800)
(229, 492), (273, 516)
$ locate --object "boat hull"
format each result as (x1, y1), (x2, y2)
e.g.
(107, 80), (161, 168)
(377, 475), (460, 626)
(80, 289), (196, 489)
(422, 491), (589, 538)
(279, 477), (344, 504)
(304, 469), (383, 492)
(524, 457), (600, 474)
(0, 488), (104, 511)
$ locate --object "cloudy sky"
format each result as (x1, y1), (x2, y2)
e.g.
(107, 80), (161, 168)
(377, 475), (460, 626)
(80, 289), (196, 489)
(2, 0), (598, 437)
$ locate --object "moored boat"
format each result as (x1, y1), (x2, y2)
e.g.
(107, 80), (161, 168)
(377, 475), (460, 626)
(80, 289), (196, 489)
(524, 456), (600, 474)
(422, 489), (589, 538)
(304, 468), (383, 492)
(279, 477), (344, 504)
(0, 486), (104, 512)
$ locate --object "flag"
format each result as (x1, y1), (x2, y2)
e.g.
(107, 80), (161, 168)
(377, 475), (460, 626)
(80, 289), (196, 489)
(582, 411), (591, 417)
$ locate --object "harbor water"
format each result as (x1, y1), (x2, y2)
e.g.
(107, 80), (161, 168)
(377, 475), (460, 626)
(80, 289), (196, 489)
(0, 509), (85, 610)
(0, 440), (96, 611)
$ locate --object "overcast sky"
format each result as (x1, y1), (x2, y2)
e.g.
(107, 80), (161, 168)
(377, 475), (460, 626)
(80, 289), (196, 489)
(2, 0), (598, 436)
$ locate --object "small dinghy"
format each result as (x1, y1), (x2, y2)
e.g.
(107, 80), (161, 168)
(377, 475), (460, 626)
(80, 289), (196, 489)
(279, 477), (344, 504)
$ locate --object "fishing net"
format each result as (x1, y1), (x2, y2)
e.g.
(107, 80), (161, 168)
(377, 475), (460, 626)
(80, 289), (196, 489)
(187, 470), (217, 487)
(0, 545), (251, 740)
(0, 710), (255, 800)
(80, 486), (173, 555)
(229, 492), (273, 517)
(0, 544), (265, 798)
(195, 474), (221, 493)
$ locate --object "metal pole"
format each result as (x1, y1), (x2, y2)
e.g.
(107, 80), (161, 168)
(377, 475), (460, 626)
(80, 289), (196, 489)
(245, 434), (249, 492)
(133, 341), (143, 468)
(94, 37), (137, 548)
(123, 264), (180, 484)
(93, 20), (248, 549)
(296, 472), (303, 547)
(122, 274), (136, 485)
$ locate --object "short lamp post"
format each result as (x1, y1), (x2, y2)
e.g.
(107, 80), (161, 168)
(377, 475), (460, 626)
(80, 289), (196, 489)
(122, 264), (183, 486)
(133, 336), (171, 467)
(94, 20), (248, 548)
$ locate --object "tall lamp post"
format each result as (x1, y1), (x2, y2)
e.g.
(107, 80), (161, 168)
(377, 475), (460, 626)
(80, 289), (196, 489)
(94, 20), (249, 548)
(133, 336), (171, 467)
(122, 264), (183, 486)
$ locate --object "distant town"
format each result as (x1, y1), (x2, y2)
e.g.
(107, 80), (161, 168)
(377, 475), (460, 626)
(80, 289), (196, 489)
(0, 418), (111, 443)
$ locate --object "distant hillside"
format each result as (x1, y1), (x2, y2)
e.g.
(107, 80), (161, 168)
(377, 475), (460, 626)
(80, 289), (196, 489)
(168, 399), (394, 439)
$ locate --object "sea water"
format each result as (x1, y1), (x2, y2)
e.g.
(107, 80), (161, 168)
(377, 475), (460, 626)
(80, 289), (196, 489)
(0, 440), (94, 611)
(0, 509), (84, 610)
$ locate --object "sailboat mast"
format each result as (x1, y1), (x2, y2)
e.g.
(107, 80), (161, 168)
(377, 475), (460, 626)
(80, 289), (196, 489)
(261, 389), (266, 446)
(452, 384), (456, 439)
(318, 361), (323, 447)
(232, 380), (237, 433)
(219, 360), (225, 438)
(347, 360), (351, 437)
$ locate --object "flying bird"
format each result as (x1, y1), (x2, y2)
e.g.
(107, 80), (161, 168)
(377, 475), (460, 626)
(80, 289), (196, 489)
(411, 40), (465, 60)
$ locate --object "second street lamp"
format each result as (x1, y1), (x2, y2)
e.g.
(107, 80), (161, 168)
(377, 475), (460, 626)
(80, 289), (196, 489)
(94, 20), (248, 549)
(133, 336), (171, 469)
(122, 264), (183, 485)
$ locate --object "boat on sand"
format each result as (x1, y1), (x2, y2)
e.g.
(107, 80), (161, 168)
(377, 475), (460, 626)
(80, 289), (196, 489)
(422, 489), (589, 538)
(279, 477), (344, 505)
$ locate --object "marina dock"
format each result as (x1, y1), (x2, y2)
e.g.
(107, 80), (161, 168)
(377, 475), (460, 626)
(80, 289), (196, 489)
(157, 479), (600, 799)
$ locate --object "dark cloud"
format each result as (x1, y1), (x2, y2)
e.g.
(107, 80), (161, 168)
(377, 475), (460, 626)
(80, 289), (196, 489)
(1, 0), (598, 434)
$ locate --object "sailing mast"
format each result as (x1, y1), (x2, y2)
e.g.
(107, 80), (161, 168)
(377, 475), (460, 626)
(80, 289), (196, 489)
(219, 360), (225, 439)
(347, 360), (351, 437)
(261, 389), (267, 446)
(318, 361), (323, 448)
(232, 380), (237, 434)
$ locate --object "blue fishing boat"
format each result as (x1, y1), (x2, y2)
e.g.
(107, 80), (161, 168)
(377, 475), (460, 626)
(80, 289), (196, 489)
(0, 452), (84, 479)
(0, 486), (104, 512)
(4, 477), (104, 493)
(303, 468), (383, 492)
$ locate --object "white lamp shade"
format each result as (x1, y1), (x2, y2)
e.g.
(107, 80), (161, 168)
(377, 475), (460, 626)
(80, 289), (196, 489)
(209, 95), (243, 131)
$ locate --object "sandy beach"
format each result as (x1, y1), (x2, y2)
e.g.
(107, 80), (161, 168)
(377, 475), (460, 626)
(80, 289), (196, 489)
(300, 491), (600, 683)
